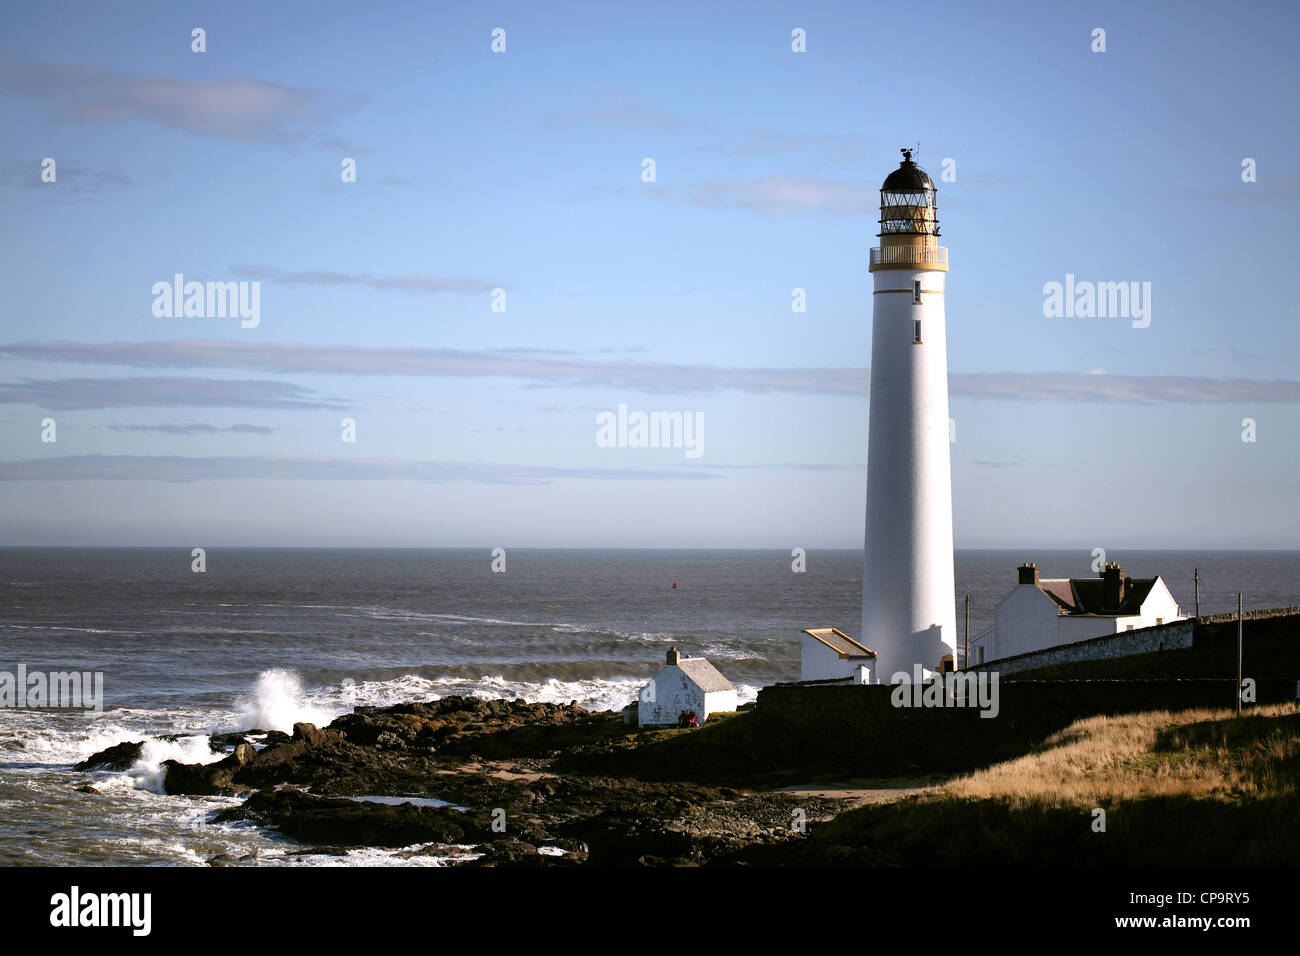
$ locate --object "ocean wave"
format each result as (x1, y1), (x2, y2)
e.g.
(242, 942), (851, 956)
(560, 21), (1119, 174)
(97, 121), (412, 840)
(297, 671), (760, 715)
(131, 736), (226, 793)
(250, 843), (482, 867)
(0, 624), (129, 634)
(235, 669), (337, 733)
(349, 606), (558, 628)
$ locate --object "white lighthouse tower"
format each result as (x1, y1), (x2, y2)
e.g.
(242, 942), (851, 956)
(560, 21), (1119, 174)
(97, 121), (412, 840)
(860, 149), (957, 681)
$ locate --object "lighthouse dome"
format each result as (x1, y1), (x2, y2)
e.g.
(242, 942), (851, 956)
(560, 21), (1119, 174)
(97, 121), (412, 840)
(881, 149), (934, 190)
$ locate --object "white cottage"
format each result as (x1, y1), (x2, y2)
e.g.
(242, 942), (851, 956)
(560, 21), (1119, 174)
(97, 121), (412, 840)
(635, 647), (737, 727)
(800, 627), (875, 684)
(970, 561), (1185, 664)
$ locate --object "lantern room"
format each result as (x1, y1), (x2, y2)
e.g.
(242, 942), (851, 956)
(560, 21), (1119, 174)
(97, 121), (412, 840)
(870, 148), (947, 272)
(879, 148), (939, 240)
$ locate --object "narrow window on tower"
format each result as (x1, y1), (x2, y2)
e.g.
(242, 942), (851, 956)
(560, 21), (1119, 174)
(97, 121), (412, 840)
(913, 280), (922, 304)
(913, 319), (922, 344)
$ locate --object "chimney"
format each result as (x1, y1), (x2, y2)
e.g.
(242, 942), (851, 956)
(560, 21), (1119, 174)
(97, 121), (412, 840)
(666, 647), (680, 666)
(1102, 562), (1125, 610)
(1018, 562), (1039, 586)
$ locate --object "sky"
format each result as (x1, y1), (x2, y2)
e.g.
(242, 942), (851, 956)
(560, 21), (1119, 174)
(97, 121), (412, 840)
(1, 0), (1297, 549)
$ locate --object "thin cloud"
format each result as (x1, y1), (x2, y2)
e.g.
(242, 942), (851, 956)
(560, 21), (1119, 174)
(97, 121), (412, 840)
(0, 455), (720, 485)
(230, 266), (499, 294)
(731, 130), (882, 170)
(1175, 185), (1298, 204)
(950, 371), (1300, 404)
(0, 376), (345, 411)
(0, 340), (864, 395)
(0, 160), (132, 192)
(691, 175), (877, 217)
(104, 423), (277, 435)
(699, 462), (861, 471)
(0, 57), (366, 144)
(541, 89), (691, 132)
(4, 342), (1300, 403)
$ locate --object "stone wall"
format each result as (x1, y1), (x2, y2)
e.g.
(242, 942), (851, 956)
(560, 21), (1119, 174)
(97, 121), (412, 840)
(971, 607), (1300, 679)
(753, 678), (1299, 775)
(972, 621), (1195, 676)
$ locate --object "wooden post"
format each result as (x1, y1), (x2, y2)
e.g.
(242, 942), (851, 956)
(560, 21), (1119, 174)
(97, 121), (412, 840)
(1236, 593), (1243, 717)
(1194, 568), (1200, 618)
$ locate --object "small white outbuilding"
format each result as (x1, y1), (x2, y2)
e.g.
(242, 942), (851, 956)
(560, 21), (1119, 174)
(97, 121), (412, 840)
(800, 627), (876, 684)
(635, 647), (737, 727)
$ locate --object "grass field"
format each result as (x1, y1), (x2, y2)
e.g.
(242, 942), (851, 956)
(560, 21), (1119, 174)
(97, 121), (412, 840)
(807, 702), (1300, 865)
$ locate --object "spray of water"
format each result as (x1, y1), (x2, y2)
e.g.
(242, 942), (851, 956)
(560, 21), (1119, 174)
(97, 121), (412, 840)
(127, 735), (224, 793)
(236, 669), (333, 733)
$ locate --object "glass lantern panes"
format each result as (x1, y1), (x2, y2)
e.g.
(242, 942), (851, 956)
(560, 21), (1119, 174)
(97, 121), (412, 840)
(879, 187), (939, 235)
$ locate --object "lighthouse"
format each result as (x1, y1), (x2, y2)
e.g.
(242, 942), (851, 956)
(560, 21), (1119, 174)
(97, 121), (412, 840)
(860, 149), (957, 681)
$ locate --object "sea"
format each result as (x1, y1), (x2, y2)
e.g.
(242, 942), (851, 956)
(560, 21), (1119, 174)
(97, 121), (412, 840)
(1, 547), (1296, 867)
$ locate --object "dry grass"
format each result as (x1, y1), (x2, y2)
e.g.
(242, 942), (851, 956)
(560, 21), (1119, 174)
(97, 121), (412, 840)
(939, 702), (1300, 806)
(806, 702), (1300, 865)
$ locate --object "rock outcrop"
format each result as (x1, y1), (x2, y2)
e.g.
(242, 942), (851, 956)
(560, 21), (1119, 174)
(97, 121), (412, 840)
(78, 696), (842, 865)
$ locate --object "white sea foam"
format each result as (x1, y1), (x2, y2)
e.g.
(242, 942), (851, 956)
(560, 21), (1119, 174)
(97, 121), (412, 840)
(317, 674), (645, 714)
(236, 669), (336, 733)
(260, 843), (482, 867)
(302, 671), (759, 715)
(127, 735), (225, 793)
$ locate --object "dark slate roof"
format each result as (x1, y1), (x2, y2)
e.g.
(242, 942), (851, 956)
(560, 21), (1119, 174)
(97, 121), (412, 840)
(801, 627), (876, 658)
(1038, 579), (1076, 610)
(675, 657), (736, 694)
(1036, 577), (1160, 616)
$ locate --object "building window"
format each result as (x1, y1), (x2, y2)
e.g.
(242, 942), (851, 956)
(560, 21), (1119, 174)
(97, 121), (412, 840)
(913, 319), (922, 344)
(913, 280), (922, 304)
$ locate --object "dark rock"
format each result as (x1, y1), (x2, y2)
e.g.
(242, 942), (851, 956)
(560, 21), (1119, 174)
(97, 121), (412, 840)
(213, 790), (495, 847)
(292, 722), (328, 747)
(162, 755), (243, 796)
(208, 850), (259, 867)
(76, 784), (101, 794)
(464, 841), (549, 867)
(145, 695), (858, 865)
(74, 740), (144, 772)
(209, 729), (289, 749)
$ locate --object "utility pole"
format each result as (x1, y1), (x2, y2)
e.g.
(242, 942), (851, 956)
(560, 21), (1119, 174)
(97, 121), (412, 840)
(1236, 593), (1243, 717)
(1194, 568), (1200, 618)
(964, 594), (970, 669)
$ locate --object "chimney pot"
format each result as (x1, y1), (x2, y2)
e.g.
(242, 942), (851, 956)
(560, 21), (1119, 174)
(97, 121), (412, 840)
(666, 647), (680, 666)
(1018, 562), (1039, 586)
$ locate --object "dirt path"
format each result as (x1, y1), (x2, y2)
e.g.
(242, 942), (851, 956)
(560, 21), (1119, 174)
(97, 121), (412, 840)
(772, 778), (940, 808)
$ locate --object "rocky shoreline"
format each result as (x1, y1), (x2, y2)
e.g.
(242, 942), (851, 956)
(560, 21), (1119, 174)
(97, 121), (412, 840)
(75, 693), (1298, 865)
(75, 697), (869, 866)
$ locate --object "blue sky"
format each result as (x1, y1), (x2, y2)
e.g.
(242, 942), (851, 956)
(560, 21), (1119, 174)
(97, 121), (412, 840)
(1, 0), (1297, 548)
